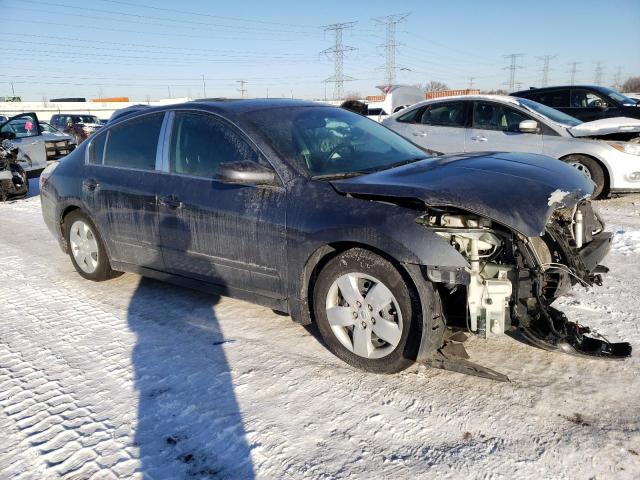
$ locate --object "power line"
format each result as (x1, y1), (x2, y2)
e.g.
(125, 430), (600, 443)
(593, 61), (605, 85)
(612, 66), (623, 90)
(567, 62), (581, 85)
(503, 53), (523, 92)
(321, 22), (357, 100)
(537, 55), (556, 87)
(236, 80), (248, 99)
(373, 13), (410, 85)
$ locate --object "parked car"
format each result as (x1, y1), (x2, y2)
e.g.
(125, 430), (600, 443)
(40, 121), (77, 144)
(40, 100), (630, 377)
(382, 95), (640, 198)
(0, 112), (75, 176)
(49, 114), (103, 144)
(510, 85), (640, 122)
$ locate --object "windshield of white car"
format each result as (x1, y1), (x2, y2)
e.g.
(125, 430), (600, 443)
(248, 106), (430, 178)
(518, 98), (582, 127)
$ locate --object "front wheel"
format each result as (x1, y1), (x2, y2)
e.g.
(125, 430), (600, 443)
(564, 154), (607, 199)
(65, 210), (121, 281)
(313, 248), (423, 373)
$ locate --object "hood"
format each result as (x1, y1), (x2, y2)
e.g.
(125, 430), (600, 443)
(569, 117), (640, 137)
(331, 152), (593, 237)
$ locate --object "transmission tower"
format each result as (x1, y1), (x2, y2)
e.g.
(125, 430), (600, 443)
(321, 22), (357, 100)
(468, 77), (476, 89)
(503, 54), (523, 92)
(373, 13), (410, 86)
(593, 61), (605, 85)
(537, 55), (556, 87)
(567, 62), (581, 85)
(236, 80), (248, 99)
(612, 66), (622, 90)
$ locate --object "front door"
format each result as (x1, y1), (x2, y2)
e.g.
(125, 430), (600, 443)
(82, 112), (166, 269)
(465, 101), (543, 154)
(399, 100), (468, 153)
(567, 88), (613, 122)
(157, 111), (287, 299)
(0, 113), (47, 172)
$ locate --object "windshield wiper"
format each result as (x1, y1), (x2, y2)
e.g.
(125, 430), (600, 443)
(364, 156), (429, 173)
(312, 171), (368, 180)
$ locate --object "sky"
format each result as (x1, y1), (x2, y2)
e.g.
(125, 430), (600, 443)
(2, 0), (639, 101)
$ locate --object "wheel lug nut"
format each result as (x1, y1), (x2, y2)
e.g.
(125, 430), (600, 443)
(361, 321), (366, 328)
(367, 304), (372, 311)
(352, 311), (358, 318)
(356, 301), (362, 308)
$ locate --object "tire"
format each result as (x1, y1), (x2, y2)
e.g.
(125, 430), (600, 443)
(64, 210), (121, 281)
(563, 154), (607, 199)
(313, 248), (423, 373)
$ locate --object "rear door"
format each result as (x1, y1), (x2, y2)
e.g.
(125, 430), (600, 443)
(398, 100), (468, 153)
(157, 110), (287, 299)
(0, 113), (47, 172)
(465, 101), (543, 154)
(82, 112), (167, 269)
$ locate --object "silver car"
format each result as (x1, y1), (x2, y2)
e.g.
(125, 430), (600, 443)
(383, 95), (640, 198)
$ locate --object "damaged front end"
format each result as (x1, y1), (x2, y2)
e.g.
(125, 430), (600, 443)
(420, 200), (632, 362)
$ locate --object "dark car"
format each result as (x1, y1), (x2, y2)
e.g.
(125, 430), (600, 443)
(50, 113), (103, 144)
(511, 85), (640, 122)
(39, 100), (630, 375)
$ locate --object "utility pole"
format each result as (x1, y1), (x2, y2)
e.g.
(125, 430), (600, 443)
(11, 82), (15, 97)
(201, 74), (207, 98)
(537, 55), (556, 87)
(593, 61), (604, 85)
(567, 62), (581, 85)
(236, 80), (248, 99)
(167, 86), (171, 98)
(468, 77), (476, 89)
(503, 53), (523, 92)
(374, 13), (410, 86)
(321, 21), (357, 100)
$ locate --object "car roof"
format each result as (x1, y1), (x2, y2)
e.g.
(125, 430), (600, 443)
(405, 94), (523, 109)
(511, 85), (606, 95)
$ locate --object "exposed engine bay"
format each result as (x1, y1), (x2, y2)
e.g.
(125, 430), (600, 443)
(0, 139), (29, 201)
(419, 202), (632, 363)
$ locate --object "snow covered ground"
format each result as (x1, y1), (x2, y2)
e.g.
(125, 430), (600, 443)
(1, 182), (639, 479)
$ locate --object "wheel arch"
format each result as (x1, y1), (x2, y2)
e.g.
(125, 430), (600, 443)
(560, 152), (611, 197)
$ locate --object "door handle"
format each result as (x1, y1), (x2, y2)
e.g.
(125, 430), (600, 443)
(158, 195), (182, 209)
(471, 136), (488, 142)
(412, 131), (428, 137)
(82, 178), (99, 191)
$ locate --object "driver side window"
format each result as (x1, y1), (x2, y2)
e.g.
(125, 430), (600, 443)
(473, 102), (531, 133)
(169, 112), (260, 178)
(570, 89), (609, 108)
(420, 102), (466, 127)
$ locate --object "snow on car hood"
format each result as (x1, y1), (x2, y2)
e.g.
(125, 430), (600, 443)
(568, 117), (640, 137)
(331, 152), (594, 237)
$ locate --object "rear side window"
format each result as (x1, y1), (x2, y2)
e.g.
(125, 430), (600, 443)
(420, 102), (466, 127)
(396, 107), (421, 123)
(88, 131), (107, 164)
(169, 112), (258, 177)
(104, 113), (163, 170)
(527, 90), (569, 108)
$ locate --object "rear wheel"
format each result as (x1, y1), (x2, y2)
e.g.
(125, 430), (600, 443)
(65, 210), (121, 281)
(313, 248), (423, 373)
(564, 154), (607, 199)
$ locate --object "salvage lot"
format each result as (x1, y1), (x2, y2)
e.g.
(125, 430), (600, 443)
(1, 183), (639, 479)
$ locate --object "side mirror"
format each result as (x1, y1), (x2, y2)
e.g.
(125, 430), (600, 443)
(518, 119), (539, 134)
(215, 160), (276, 186)
(0, 131), (16, 140)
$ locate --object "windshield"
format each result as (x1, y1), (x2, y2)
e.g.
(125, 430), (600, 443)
(73, 115), (100, 124)
(597, 86), (637, 106)
(518, 98), (582, 127)
(40, 122), (57, 132)
(248, 106), (430, 178)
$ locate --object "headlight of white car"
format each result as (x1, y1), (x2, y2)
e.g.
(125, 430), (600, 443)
(610, 142), (640, 156)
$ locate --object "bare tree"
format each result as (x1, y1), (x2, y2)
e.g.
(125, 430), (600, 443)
(424, 80), (449, 92)
(621, 76), (640, 92)
(481, 88), (508, 95)
(344, 91), (362, 100)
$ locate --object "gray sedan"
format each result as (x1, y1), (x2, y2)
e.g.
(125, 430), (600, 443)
(383, 95), (640, 198)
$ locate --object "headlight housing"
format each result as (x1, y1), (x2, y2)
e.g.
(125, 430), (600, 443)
(609, 142), (640, 156)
